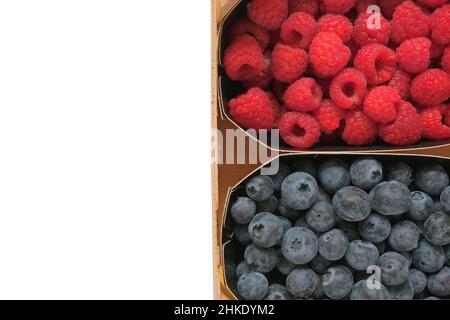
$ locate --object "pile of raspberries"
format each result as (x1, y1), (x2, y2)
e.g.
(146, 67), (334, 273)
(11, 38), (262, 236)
(223, 0), (450, 149)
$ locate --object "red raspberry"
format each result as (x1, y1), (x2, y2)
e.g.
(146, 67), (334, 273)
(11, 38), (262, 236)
(379, 100), (422, 146)
(354, 44), (397, 85)
(356, 0), (379, 15)
(391, 1), (430, 44)
(317, 14), (353, 43)
(279, 112), (321, 149)
(442, 47), (450, 74)
(321, 0), (356, 14)
(430, 41), (446, 60)
(379, 0), (406, 18)
(364, 86), (402, 124)
(353, 12), (391, 47)
(411, 69), (450, 105)
(280, 12), (317, 49)
(228, 88), (280, 130)
(243, 51), (272, 89)
(420, 105), (450, 140)
(430, 5), (450, 46)
(228, 17), (270, 50)
(247, 0), (289, 30)
(329, 68), (367, 110)
(271, 43), (308, 83)
(342, 109), (378, 146)
(313, 99), (346, 134)
(309, 32), (351, 77)
(273, 80), (289, 102)
(396, 37), (431, 74)
(388, 69), (411, 99)
(284, 77), (323, 112)
(224, 35), (265, 81)
(288, 0), (319, 16)
(417, 0), (448, 9)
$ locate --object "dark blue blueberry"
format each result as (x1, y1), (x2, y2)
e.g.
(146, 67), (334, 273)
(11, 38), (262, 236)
(408, 191), (433, 221)
(440, 186), (450, 213)
(294, 216), (310, 229)
(415, 164), (449, 197)
(246, 175), (275, 202)
(278, 216), (293, 234)
(345, 240), (379, 271)
(281, 172), (318, 210)
(244, 244), (278, 273)
(257, 195), (278, 213)
(386, 280), (414, 300)
(337, 221), (361, 242)
(318, 229), (349, 261)
(387, 161), (413, 186)
(236, 260), (250, 279)
(290, 159), (318, 179)
(277, 198), (300, 220)
(286, 267), (319, 299)
(350, 280), (390, 300)
(276, 249), (297, 276)
(322, 266), (354, 300)
(233, 223), (251, 245)
(237, 271), (269, 300)
(408, 269), (427, 295)
(264, 284), (292, 300)
(388, 220), (420, 252)
(309, 254), (332, 274)
(370, 181), (412, 216)
(378, 252), (410, 286)
(248, 212), (285, 248)
(230, 197), (256, 224)
(306, 201), (336, 233)
(412, 240), (446, 273)
(333, 186), (371, 222)
(359, 213), (391, 243)
(269, 162), (291, 192)
(423, 212), (450, 246)
(427, 266), (450, 297)
(350, 158), (383, 190)
(316, 187), (331, 203)
(281, 227), (318, 265)
(318, 159), (350, 194)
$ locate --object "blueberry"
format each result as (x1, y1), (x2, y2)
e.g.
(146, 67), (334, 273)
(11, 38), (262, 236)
(246, 176), (275, 202)
(350, 280), (390, 300)
(432, 198), (443, 213)
(412, 240), (446, 273)
(440, 186), (450, 213)
(306, 202), (336, 233)
(370, 181), (412, 216)
(277, 198), (300, 220)
(333, 186), (371, 222)
(264, 284), (292, 300)
(309, 254), (332, 274)
(350, 158), (383, 190)
(322, 266), (354, 300)
(446, 245), (450, 266)
(233, 223), (251, 245)
(312, 274), (325, 299)
(276, 249), (297, 276)
(248, 212), (285, 248)
(237, 271), (269, 300)
(388, 220), (420, 252)
(378, 252), (410, 286)
(281, 172), (318, 210)
(269, 162), (291, 192)
(424, 296), (441, 300)
(415, 163), (449, 197)
(286, 268), (319, 299)
(408, 269), (427, 295)
(281, 227), (319, 265)
(244, 244), (278, 273)
(386, 280), (414, 300)
(318, 229), (349, 261)
(337, 221), (361, 242)
(230, 197), (257, 224)
(408, 191), (433, 221)
(318, 159), (351, 194)
(387, 161), (413, 186)
(294, 216), (310, 229)
(427, 266), (450, 297)
(257, 195), (278, 213)
(317, 186), (331, 203)
(278, 216), (293, 233)
(400, 251), (413, 267)
(236, 260), (250, 279)
(423, 212), (450, 246)
(345, 240), (379, 271)
(290, 159), (318, 179)
(374, 241), (387, 255)
(359, 213), (392, 243)
(225, 261), (236, 286)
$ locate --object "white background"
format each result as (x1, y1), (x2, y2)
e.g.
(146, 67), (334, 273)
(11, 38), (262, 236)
(0, 0), (211, 299)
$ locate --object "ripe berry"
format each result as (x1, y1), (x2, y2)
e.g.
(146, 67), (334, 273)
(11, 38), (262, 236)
(379, 0), (406, 19)
(321, 0), (356, 14)
(396, 37), (431, 74)
(354, 44), (397, 86)
(243, 50), (272, 89)
(271, 43), (308, 83)
(388, 69), (411, 99)
(420, 105), (450, 141)
(280, 12), (317, 49)
(364, 86), (402, 124)
(411, 69), (450, 106)
(417, 0), (447, 8)
(284, 78), (323, 112)
(229, 17), (270, 50)
(353, 12), (391, 47)
(341, 110), (378, 146)
(391, 1), (430, 44)
(247, 0), (289, 30)
(317, 14), (353, 43)
(313, 99), (346, 134)
(441, 46), (450, 74)
(330, 68), (367, 110)
(288, 0), (319, 16)
(430, 4), (450, 46)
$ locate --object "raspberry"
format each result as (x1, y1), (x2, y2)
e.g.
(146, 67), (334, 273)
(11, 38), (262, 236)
(284, 77), (323, 112)
(430, 41), (446, 60)
(354, 44), (397, 85)
(379, 0), (405, 18)
(342, 109), (378, 146)
(379, 100), (422, 146)
(364, 86), (402, 124)
(288, 0), (319, 16)
(228, 17), (270, 50)
(391, 1), (430, 44)
(313, 99), (346, 134)
(420, 105), (450, 140)
(356, 0), (379, 15)
(247, 0), (289, 30)
(442, 47), (450, 74)
(388, 69), (411, 99)
(271, 43), (308, 83)
(317, 14), (353, 43)
(280, 12), (317, 49)
(411, 69), (450, 105)
(321, 0), (356, 14)
(417, 0), (447, 9)
(396, 37), (431, 74)
(279, 112), (321, 149)
(329, 68), (368, 110)
(224, 35), (265, 81)
(353, 12), (391, 47)
(243, 51), (272, 89)
(430, 5), (450, 46)
(309, 32), (351, 77)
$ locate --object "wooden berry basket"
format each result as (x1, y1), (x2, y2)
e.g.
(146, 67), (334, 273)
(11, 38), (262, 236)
(211, 0), (450, 300)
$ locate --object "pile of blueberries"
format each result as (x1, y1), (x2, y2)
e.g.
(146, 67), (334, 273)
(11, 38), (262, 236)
(226, 157), (450, 300)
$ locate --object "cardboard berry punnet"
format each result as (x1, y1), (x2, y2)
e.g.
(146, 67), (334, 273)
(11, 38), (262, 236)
(211, 0), (450, 300)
